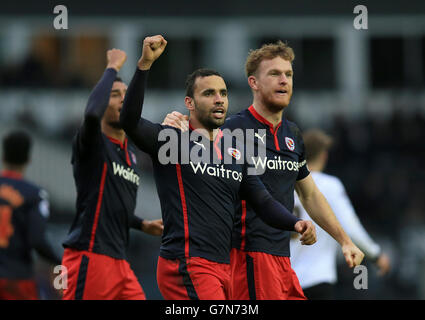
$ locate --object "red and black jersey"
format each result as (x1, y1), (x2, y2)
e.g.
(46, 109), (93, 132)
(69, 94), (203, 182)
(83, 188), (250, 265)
(120, 69), (301, 264)
(62, 68), (143, 260)
(223, 106), (310, 257)
(0, 171), (60, 279)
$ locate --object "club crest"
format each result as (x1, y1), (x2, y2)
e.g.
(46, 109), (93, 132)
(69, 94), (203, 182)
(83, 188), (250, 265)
(285, 137), (295, 151)
(227, 148), (241, 160)
(130, 151), (137, 164)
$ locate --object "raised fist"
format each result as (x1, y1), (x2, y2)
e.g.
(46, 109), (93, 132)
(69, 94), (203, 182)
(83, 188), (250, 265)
(137, 35), (167, 70)
(107, 49), (127, 72)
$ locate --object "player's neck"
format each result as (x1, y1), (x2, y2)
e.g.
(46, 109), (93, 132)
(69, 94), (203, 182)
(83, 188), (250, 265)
(101, 122), (126, 143)
(252, 100), (283, 129)
(2, 163), (25, 176)
(189, 117), (218, 141)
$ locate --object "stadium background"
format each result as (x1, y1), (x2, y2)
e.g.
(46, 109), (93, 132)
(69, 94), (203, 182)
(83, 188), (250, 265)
(0, 0), (424, 299)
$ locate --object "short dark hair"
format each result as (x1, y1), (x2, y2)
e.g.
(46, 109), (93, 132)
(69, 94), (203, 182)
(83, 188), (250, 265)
(185, 68), (222, 98)
(2, 130), (32, 165)
(114, 76), (123, 83)
(302, 129), (333, 162)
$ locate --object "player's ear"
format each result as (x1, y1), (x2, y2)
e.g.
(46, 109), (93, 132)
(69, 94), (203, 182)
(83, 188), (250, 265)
(247, 75), (258, 90)
(185, 96), (195, 111)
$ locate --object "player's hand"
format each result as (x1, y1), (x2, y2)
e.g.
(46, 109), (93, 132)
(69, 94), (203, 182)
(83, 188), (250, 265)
(138, 35), (167, 70)
(294, 220), (316, 245)
(162, 111), (189, 131)
(341, 241), (364, 268)
(375, 253), (391, 276)
(106, 49), (127, 72)
(141, 219), (164, 236)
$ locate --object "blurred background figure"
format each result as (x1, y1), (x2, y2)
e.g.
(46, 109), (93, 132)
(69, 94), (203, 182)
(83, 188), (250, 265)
(0, 130), (62, 300)
(290, 128), (391, 299)
(0, 0), (424, 299)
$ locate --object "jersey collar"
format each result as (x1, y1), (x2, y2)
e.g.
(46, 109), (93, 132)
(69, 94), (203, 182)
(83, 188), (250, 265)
(106, 136), (131, 166)
(248, 105), (282, 135)
(1, 170), (23, 179)
(248, 105), (283, 151)
(188, 121), (223, 160)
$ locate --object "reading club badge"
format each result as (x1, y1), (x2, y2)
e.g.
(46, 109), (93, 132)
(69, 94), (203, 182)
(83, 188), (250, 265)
(227, 148), (241, 160)
(285, 137), (295, 151)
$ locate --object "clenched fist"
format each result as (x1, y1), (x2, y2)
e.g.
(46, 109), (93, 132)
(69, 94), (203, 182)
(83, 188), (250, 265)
(137, 35), (167, 70)
(341, 242), (364, 268)
(294, 220), (317, 245)
(107, 49), (127, 72)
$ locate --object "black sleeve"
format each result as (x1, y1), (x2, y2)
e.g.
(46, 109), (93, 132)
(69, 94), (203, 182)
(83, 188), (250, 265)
(78, 68), (118, 153)
(28, 199), (62, 265)
(130, 215), (144, 231)
(241, 174), (301, 231)
(120, 68), (163, 155)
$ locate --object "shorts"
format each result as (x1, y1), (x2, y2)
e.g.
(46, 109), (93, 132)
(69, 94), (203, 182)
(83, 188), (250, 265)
(0, 278), (38, 300)
(157, 256), (231, 300)
(230, 248), (306, 300)
(61, 248), (145, 300)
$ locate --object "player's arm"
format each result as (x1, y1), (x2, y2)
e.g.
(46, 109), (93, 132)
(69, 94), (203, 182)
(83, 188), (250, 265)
(130, 215), (163, 236)
(241, 174), (316, 245)
(79, 49), (127, 151)
(329, 179), (390, 275)
(28, 192), (62, 265)
(295, 175), (364, 267)
(119, 35), (168, 155)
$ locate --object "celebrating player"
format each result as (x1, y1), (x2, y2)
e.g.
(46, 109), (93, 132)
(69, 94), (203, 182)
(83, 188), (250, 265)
(61, 49), (163, 300)
(0, 130), (61, 299)
(120, 35), (316, 300)
(163, 41), (364, 300)
(290, 129), (390, 299)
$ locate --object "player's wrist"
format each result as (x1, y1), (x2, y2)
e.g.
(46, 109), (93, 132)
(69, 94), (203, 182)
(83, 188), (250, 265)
(340, 238), (354, 248)
(141, 219), (148, 232)
(106, 64), (120, 72)
(137, 60), (153, 70)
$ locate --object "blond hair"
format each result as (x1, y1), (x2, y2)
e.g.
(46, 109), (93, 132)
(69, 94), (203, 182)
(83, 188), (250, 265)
(245, 41), (295, 77)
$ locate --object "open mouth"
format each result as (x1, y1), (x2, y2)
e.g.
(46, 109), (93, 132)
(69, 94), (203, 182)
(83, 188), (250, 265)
(212, 107), (225, 118)
(276, 90), (288, 95)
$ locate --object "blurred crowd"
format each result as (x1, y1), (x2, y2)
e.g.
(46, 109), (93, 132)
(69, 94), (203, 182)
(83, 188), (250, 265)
(322, 110), (425, 299)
